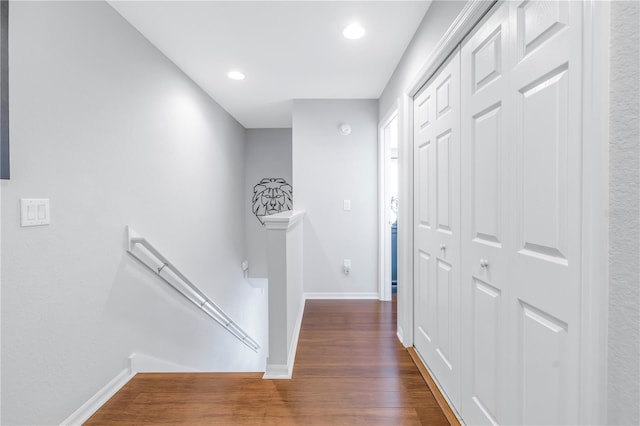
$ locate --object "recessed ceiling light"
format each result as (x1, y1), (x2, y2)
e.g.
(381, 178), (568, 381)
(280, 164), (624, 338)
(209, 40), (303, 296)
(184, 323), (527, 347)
(343, 23), (365, 40)
(227, 71), (245, 81)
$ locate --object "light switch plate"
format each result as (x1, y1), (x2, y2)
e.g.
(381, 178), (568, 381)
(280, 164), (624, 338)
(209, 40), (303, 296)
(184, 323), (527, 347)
(21, 199), (50, 227)
(343, 200), (351, 211)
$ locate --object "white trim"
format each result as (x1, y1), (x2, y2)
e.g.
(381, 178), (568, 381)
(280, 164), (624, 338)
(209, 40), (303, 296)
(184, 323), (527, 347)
(405, 0), (495, 97)
(288, 296), (305, 374)
(303, 292), (379, 300)
(262, 209), (305, 230)
(398, 92), (414, 348)
(60, 352), (205, 425)
(60, 368), (134, 426)
(579, 1), (610, 424)
(378, 102), (399, 302)
(264, 297), (305, 380)
(397, 325), (404, 345)
(263, 364), (290, 380)
(129, 353), (198, 373)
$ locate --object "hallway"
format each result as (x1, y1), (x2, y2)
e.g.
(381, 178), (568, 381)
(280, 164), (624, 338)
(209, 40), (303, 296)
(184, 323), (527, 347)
(85, 298), (449, 425)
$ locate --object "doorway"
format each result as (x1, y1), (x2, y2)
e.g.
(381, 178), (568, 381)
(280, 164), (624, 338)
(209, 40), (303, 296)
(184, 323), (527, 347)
(379, 109), (399, 301)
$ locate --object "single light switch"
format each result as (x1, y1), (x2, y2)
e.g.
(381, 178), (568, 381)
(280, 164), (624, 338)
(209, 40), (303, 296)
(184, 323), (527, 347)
(21, 199), (50, 227)
(343, 259), (351, 275)
(343, 200), (351, 211)
(27, 204), (36, 220)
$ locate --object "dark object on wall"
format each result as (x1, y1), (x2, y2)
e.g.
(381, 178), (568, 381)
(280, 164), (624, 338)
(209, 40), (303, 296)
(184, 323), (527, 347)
(0, 0), (8, 180)
(252, 178), (292, 225)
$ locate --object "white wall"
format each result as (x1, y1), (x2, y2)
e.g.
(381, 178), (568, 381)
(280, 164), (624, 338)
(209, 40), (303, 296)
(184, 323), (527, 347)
(2, 2), (265, 424)
(292, 100), (378, 296)
(377, 0), (466, 343)
(244, 129), (292, 278)
(608, 1), (640, 424)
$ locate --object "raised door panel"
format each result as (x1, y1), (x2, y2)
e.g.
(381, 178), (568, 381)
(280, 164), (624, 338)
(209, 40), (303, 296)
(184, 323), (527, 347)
(417, 140), (432, 231)
(516, 0), (569, 61)
(473, 27), (503, 93)
(519, 302), (568, 425)
(436, 259), (453, 370)
(471, 278), (502, 425)
(437, 131), (452, 233)
(416, 251), (434, 345)
(436, 76), (452, 117)
(518, 66), (569, 266)
(472, 104), (502, 247)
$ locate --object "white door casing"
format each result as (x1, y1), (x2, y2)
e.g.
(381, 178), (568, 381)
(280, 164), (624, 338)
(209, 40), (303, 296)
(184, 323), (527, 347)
(379, 107), (398, 302)
(413, 48), (461, 407)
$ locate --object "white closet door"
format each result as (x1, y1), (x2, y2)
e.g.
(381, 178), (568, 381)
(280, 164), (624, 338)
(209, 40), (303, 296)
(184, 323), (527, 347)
(507, 1), (583, 424)
(461, 1), (584, 424)
(460, 3), (511, 425)
(413, 49), (461, 406)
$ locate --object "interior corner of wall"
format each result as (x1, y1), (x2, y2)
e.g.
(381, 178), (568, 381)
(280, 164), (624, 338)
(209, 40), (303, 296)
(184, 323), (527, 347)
(129, 353), (199, 373)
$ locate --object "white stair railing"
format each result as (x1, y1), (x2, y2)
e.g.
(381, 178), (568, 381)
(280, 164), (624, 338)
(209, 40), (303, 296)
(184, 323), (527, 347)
(126, 226), (260, 352)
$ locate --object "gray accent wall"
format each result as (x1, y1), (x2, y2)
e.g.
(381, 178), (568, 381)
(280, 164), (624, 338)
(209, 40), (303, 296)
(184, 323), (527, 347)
(244, 128), (292, 278)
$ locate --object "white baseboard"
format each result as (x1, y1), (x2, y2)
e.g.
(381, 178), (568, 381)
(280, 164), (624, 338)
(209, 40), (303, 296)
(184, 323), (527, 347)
(287, 297), (305, 373)
(304, 292), (379, 300)
(264, 297), (306, 379)
(397, 325), (404, 345)
(129, 353), (198, 373)
(60, 353), (201, 425)
(60, 368), (134, 426)
(263, 363), (291, 379)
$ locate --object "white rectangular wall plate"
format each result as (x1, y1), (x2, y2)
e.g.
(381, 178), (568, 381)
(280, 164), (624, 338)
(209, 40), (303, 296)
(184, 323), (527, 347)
(20, 199), (50, 227)
(343, 200), (351, 211)
(343, 259), (351, 275)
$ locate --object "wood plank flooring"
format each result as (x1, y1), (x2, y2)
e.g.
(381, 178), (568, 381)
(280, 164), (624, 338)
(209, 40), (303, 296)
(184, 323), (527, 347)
(85, 298), (449, 425)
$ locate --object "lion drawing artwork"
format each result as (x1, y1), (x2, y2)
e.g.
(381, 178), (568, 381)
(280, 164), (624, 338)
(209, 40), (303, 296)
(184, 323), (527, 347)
(252, 178), (293, 225)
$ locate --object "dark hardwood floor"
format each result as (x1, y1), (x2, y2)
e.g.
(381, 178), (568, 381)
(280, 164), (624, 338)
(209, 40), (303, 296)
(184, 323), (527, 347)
(85, 297), (449, 425)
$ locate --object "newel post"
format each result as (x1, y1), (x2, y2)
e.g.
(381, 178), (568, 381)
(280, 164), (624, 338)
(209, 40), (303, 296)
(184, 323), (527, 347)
(262, 210), (305, 379)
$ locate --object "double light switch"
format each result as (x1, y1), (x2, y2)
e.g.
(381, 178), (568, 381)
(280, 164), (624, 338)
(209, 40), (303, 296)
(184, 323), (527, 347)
(20, 199), (50, 227)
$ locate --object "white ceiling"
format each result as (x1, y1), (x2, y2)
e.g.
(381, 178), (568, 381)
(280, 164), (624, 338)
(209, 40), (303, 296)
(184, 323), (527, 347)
(108, 1), (431, 128)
